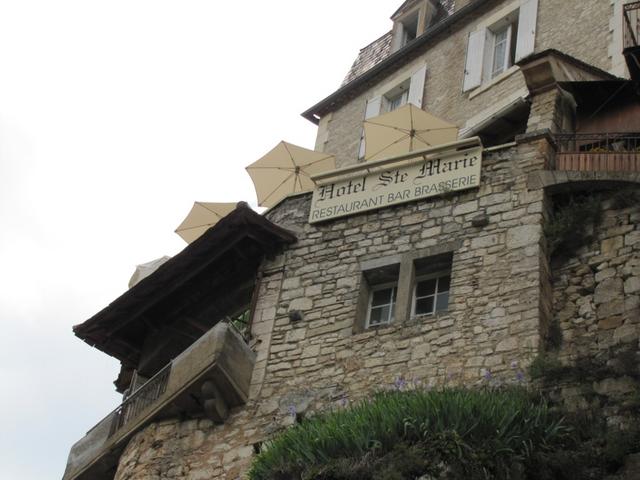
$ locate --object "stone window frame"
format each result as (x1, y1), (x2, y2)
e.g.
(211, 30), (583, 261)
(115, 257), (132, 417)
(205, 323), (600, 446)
(354, 239), (461, 333)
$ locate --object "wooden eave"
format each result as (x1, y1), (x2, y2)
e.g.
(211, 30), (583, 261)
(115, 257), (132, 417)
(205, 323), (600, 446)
(73, 203), (296, 363)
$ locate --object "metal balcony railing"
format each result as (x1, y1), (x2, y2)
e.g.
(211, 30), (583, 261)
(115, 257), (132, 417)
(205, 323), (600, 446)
(624, 1), (640, 49)
(553, 133), (640, 172)
(108, 363), (171, 437)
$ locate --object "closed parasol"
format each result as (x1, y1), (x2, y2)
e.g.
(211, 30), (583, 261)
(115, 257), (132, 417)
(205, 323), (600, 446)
(245, 141), (335, 207)
(363, 104), (458, 161)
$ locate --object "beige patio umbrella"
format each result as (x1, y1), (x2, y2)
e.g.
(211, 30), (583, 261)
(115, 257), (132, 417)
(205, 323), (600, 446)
(128, 256), (171, 288)
(363, 104), (458, 161)
(246, 141), (335, 207)
(175, 201), (237, 243)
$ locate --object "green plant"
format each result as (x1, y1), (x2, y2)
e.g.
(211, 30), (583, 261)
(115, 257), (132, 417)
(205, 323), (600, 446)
(529, 352), (565, 381)
(248, 387), (573, 480)
(545, 194), (602, 257)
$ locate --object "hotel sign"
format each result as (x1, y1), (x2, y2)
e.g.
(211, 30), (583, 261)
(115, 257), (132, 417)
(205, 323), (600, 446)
(309, 144), (482, 223)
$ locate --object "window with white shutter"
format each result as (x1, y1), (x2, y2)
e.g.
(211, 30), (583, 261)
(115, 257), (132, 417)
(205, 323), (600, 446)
(463, 0), (538, 91)
(358, 65), (426, 158)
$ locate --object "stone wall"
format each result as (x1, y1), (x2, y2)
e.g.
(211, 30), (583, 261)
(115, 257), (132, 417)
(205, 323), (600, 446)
(545, 189), (640, 428)
(114, 138), (554, 479)
(318, 0), (616, 168)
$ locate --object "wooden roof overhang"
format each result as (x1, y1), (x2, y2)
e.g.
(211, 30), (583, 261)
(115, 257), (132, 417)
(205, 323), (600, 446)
(73, 202), (296, 365)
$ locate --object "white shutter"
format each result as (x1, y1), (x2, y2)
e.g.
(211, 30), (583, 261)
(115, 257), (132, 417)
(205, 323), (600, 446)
(463, 29), (485, 92)
(482, 29), (494, 83)
(364, 96), (382, 119)
(408, 65), (427, 107)
(515, 0), (538, 62)
(359, 96), (382, 158)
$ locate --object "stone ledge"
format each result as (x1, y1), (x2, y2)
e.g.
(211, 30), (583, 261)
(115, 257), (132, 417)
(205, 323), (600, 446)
(527, 170), (640, 191)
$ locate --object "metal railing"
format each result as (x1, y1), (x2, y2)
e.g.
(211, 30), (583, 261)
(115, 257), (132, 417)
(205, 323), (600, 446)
(553, 132), (640, 172)
(555, 132), (640, 153)
(108, 363), (171, 437)
(624, 1), (640, 49)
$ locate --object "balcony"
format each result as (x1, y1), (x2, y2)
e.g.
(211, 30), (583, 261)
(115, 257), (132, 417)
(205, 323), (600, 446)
(624, 1), (640, 79)
(553, 133), (640, 172)
(63, 323), (255, 480)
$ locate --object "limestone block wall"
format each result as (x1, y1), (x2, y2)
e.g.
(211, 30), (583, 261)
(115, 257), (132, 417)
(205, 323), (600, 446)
(319, 0), (616, 168)
(547, 190), (640, 427)
(113, 140), (551, 479)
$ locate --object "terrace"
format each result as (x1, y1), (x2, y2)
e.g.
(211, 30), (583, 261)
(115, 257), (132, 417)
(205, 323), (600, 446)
(554, 132), (640, 172)
(62, 203), (296, 480)
(63, 323), (255, 480)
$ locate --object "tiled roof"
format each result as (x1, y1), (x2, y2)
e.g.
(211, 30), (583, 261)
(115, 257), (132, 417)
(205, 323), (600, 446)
(341, 32), (393, 87)
(340, 0), (455, 88)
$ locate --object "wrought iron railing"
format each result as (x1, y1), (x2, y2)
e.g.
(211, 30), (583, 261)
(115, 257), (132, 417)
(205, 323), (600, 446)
(553, 132), (640, 172)
(108, 363), (171, 437)
(624, 1), (640, 49)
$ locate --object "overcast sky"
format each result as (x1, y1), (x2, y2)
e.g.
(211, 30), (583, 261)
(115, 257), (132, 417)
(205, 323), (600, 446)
(0, 1), (396, 478)
(0, 0), (400, 480)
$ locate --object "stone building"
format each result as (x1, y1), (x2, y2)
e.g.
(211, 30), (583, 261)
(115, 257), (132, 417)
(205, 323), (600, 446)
(64, 1), (640, 479)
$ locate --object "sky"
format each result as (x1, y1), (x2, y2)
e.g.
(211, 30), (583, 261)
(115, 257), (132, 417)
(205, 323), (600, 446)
(0, 1), (396, 478)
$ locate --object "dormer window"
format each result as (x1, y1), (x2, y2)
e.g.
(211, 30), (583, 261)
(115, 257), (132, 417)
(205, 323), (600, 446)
(391, 1), (427, 52)
(401, 11), (419, 46)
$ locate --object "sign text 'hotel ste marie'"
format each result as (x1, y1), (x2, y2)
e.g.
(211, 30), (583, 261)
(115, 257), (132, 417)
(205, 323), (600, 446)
(309, 145), (482, 223)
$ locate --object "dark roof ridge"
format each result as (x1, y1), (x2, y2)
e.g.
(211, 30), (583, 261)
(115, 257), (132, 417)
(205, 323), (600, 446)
(302, 0), (498, 124)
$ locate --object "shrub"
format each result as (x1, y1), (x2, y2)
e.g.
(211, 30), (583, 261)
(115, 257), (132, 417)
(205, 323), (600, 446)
(545, 194), (602, 257)
(248, 387), (573, 480)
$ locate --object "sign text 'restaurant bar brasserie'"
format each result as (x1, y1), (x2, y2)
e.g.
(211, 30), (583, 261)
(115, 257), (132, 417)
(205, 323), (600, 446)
(309, 146), (482, 223)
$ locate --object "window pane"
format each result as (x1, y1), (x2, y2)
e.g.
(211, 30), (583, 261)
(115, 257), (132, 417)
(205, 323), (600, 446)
(436, 292), (449, 312)
(492, 28), (508, 76)
(438, 275), (451, 292)
(415, 296), (434, 315)
(370, 305), (391, 325)
(416, 278), (437, 297)
(388, 91), (408, 112)
(371, 288), (392, 307)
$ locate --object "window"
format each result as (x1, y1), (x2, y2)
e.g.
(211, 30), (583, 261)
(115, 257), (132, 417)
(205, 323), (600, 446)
(412, 253), (452, 316)
(355, 249), (455, 332)
(367, 284), (397, 327)
(489, 22), (517, 78)
(413, 273), (450, 315)
(358, 65), (426, 158)
(356, 262), (400, 330)
(392, 6), (422, 52)
(383, 80), (410, 113)
(463, 0), (538, 92)
(400, 11), (419, 47)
